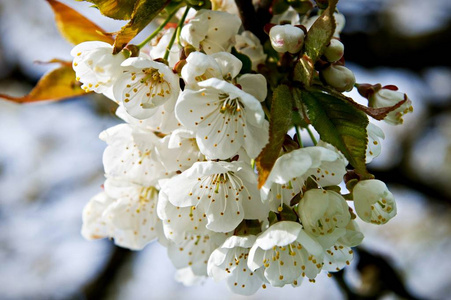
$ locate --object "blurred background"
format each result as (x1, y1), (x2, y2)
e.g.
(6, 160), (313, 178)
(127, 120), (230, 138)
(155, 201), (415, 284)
(0, 0), (450, 299)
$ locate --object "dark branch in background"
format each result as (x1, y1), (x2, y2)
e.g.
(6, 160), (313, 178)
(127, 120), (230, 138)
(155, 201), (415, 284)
(80, 245), (134, 300)
(333, 247), (423, 300)
(341, 13), (451, 71)
(234, 0), (271, 44)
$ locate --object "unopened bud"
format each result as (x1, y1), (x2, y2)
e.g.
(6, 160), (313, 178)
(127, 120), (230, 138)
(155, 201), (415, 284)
(321, 65), (355, 92)
(269, 24), (305, 54)
(323, 39), (344, 63)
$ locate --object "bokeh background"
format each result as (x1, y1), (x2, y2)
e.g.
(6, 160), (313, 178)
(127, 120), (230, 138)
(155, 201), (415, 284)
(0, 0), (450, 299)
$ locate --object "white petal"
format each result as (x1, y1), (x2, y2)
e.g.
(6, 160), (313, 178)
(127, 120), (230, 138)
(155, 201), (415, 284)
(237, 74), (267, 102)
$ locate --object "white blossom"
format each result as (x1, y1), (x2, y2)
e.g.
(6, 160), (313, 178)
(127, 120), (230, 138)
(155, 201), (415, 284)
(156, 129), (205, 174)
(71, 41), (126, 100)
(115, 103), (181, 134)
(235, 31), (267, 71)
(102, 178), (162, 250)
(208, 235), (265, 295)
(100, 124), (169, 186)
(160, 161), (269, 233)
(366, 122), (385, 163)
(248, 221), (324, 287)
(157, 186), (210, 243)
(353, 179), (397, 224)
(321, 220), (364, 272)
(369, 87), (413, 125)
(113, 57), (180, 120)
(211, 0), (239, 14)
(181, 51), (241, 90)
(167, 232), (228, 276)
(261, 146), (348, 210)
(81, 192), (113, 240)
(175, 78), (268, 159)
(181, 9), (241, 54)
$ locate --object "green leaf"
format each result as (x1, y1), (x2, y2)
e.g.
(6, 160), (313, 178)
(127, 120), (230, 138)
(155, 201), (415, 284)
(293, 54), (314, 87)
(301, 90), (370, 177)
(256, 84), (294, 188)
(304, 0), (337, 63)
(82, 0), (138, 20)
(47, 0), (114, 45)
(113, 0), (170, 54)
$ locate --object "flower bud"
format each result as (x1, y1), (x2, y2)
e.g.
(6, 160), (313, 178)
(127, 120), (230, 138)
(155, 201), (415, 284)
(321, 65), (355, 92)
(269, 24), (305, 54)
(298, 189), (350, 236)
(323, 39), (344, 63)
(369, 87), (413, 125)
(352, 179), (396, 225)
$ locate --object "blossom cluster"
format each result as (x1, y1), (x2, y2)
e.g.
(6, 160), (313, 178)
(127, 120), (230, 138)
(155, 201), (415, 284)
(77, 2), (410, 295)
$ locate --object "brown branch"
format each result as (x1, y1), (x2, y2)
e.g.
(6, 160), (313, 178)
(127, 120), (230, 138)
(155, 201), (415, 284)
(234, 0), (271, 43)
(81, 245), (134, 300)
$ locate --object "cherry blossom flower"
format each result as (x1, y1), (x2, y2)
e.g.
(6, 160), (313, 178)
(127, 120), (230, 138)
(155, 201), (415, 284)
(208, 235), (265, 295)
(157, 185), (210, 243)
(366, 122), (385, 163)
(353, 179), (397, 224)
(159, 161), (269, 233)
(81, 178), (164, 251)
(113, 56), (180, 120)
(181, 9), (241, 54)
(181, 51), (240, 90)
(368, 86), (413, 125)
(71, 41), (126, 100)
(102, 178), (162, 250)
(167, 232), (228, 276)
(320, 220), (364, 272)
(235, 31), (267, 71)
(115, 103), (181, 134)
(247, 221), (324, 287)
(100, 124), (169, 186)
(261, 145), (348, 210)
(176, 78), (268, 159)
(156, 129), (205, 174)
(81, 192), (113, 241)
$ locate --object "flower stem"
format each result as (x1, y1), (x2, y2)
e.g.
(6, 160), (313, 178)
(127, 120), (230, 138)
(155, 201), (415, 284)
(137, 6), (181, 49)
(164, 6), (189, 61)
(306, 126), (318, 145)
(295, 126), (303, 148)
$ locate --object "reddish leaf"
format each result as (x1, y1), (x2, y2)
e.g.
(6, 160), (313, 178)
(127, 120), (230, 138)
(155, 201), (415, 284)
(47, 0), (114, 45)
(0, 62), (87, 103)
